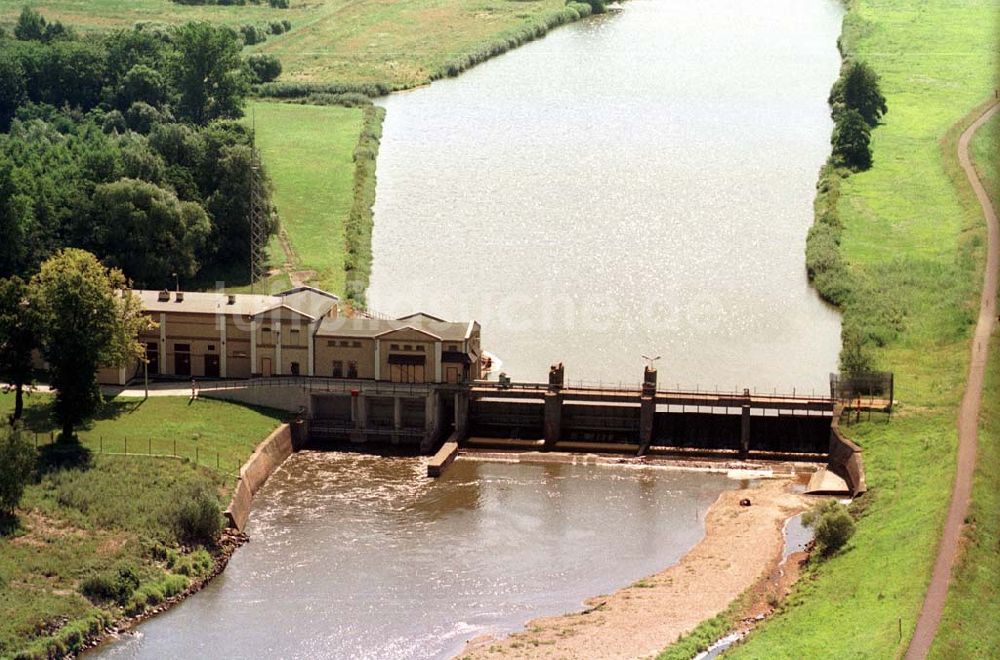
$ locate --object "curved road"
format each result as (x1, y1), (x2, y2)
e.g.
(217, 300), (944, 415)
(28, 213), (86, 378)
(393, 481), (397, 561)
(906, 100), (1000, 659)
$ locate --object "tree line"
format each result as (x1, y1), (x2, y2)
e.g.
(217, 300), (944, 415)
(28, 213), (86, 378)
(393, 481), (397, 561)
(0, 9), (282, 289)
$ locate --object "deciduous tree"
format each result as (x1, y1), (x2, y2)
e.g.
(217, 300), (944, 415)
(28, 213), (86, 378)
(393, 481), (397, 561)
(0, 426), (34, 516)
(0, 276), (38, 423)
(832, 109), (872, 170)
(29, 249), (151, 441)
(171, 23), (249, 125)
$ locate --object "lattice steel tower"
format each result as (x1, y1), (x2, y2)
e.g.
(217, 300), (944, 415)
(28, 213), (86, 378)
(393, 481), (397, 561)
(248, 115), (268, 293)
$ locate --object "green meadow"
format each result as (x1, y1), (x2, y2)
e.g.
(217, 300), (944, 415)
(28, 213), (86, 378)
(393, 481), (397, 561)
(248, 101), (364, 295)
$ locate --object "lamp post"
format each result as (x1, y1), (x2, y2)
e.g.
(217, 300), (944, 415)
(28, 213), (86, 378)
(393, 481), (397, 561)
(172, 272), (179, 293)
(641, 354), (661, 370)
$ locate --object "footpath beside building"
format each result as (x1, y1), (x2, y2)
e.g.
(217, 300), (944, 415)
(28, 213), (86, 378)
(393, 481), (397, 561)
(98, 286), (482, 386)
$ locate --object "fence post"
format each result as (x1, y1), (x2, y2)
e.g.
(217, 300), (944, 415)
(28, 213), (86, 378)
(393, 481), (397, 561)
(196, 446), (199, 465)
(100, 435), (103, 454)
(173, 438), (177, 458)
(124, 436), (127, 455)
(216, 452), (220, 469)
(148, 437), (151, 456)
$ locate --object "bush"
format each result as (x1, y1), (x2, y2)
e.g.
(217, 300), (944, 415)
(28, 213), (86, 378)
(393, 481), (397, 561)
(173, 489), (222, 546)
(832, 108), (872, 170)
(239, 24), (267, 46)
(80, 564), (141, 605)
(0, 428), (36, 516)
(269, 0), (290, 8)
(803, 500), (856, 557)
(247, 53), (282, 83)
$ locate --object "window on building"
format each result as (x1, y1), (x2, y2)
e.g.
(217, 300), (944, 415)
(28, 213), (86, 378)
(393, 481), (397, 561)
(340, 340), (350, 347)
(448, 344), (458, 352)
(416, 345), (425, 352)
(208, 344), (215, 352)
(290, 362), (300, 376)
(347, 361), (358, 378)
(333, 361), (343, 378)
(391, 344), (400, 350)
(352, 341), (361, 348)
(327, 340), (337, 347)
(175, 343), (190, 352)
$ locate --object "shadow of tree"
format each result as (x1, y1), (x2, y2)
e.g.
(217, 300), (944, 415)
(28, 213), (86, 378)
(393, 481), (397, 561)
(37, 441), (93, 476)
(0, 512), (20, 537)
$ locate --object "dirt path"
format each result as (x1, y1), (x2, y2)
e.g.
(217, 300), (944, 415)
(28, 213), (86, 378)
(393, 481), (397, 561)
(905, 100), (1000, 659)
(460, 479), (809, 660)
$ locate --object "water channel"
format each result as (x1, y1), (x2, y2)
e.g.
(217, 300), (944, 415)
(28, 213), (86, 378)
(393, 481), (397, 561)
(369, 0), (844, 391)
(94, 1), (844, 657)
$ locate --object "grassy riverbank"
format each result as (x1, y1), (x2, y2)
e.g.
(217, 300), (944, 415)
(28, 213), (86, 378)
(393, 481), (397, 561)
(0, 394), (283, 657)
(247, 101), (383, 301)
(713, 0), (999, 657)
(931, 112), (1000, 658)
(1, 0), (599, 89)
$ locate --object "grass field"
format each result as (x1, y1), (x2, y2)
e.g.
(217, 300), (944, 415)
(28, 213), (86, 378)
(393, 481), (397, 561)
(719, 0), (999, 657)
(248, 101), (364, 295)
(931, 113), (1000, 659)
(0, 0), (587, 87)
(0, 393), (283, 657)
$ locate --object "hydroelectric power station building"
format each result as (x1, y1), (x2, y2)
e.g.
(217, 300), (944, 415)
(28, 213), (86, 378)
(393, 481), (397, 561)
(98, 286), (483, 386)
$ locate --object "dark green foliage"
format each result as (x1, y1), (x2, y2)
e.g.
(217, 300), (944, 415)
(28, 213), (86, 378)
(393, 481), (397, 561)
(171, 22), (250, 125)
(172, 489), (222, 546)
(569, 0), (607, 13)
(256, 80), (392, 99)
(839, 324), (877, 376)
(90, 179), (211, 287)
(0, 427), (35, 516)
(14, 7), (72, 43)
(830, 61), (887, 127)
(832, 109), (872, 170)
(118, 65), (170, 111)
(803, 500), (856, 557)
(0, 276), (38, 422)
(79, 564), (140, 605)
(247, 53), (282, 83)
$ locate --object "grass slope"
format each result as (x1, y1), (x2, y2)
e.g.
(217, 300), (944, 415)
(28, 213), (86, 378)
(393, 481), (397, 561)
(931, 113), (1000, 658)
(249, 101), (363, 295)
(0, 394), (283, 657)
(720, 0), (999, 657)
(0, 0), (590, 87)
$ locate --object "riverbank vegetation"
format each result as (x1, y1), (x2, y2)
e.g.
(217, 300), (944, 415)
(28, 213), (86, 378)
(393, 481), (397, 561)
(0, 393), (283, 657)
(717, 0), (999, 656)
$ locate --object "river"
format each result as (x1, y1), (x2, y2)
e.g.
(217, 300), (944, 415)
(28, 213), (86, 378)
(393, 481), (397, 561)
(93, 1), (844, 657)
(92, 454), (737, 658)
(369, 0), (843, 391)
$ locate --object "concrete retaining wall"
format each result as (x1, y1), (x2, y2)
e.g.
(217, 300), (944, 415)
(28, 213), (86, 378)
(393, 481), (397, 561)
(225, 423), (298, 532)
(203, 386), (310, 413)
(828, 412), (868, 496)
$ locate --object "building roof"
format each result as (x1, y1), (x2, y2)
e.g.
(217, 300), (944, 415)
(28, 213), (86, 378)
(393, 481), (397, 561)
(317, 315), (474, 342)
(276, 287), (339, 319)
(135, 290), (279, 316)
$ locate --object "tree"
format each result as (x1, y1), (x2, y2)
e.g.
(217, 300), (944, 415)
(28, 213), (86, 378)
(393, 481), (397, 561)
(0, 276), (38, 423)
(90, 179), (211, 287)
(29, 249), (150, 441)
(117, 64), (170, 110)
(0, 51), (26, 130)
(171, 23), (249, 125)
(832, 109), (872, 170)
(832, 61), (888, 127)
(0, 426), (34, 516)
(14, 7), (46, 41)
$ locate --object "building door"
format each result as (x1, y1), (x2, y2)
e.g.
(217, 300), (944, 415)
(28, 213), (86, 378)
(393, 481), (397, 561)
(146, 342), (159, 375)
(174, 345), (190, 376)
(204, 354), (220, 378)
(290, 362), (300, 376)
(261, 357), (272, 377)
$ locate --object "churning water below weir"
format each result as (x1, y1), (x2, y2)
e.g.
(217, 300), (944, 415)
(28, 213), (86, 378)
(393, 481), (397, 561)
(92, 454), (738, 659)
(369, 0), (844, 391)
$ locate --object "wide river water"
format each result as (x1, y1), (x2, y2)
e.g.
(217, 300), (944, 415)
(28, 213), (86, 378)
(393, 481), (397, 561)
(369, 0), (843, 391)
(93, 455), (737, 658)
(94, 1), (844, 657)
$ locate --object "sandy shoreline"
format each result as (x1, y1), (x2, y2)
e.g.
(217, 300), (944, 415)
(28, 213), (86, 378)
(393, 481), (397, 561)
(458, 477), (811, 660)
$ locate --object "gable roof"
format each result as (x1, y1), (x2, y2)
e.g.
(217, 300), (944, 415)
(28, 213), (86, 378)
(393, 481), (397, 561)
(396, 312), (447, 323)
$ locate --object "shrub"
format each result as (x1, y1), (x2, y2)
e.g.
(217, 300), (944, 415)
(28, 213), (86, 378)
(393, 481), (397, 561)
(269, 0), (290, 8)
(239, 24), (267, 46)
(832, 108), (872, 170)
(247, 53), (282, 83)
(0, 427), (35, 516)
(803, 500), (856, 557)
(80, 564), (141, 605)
(173, 489), (222, 546)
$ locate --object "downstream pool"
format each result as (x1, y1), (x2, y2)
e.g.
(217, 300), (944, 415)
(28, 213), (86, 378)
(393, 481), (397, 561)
(92, 454), (736, 658)
(369, 0), (843, 391)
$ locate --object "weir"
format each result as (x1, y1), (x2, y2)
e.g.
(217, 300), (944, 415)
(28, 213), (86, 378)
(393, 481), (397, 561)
(197, 365), (882, 487)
